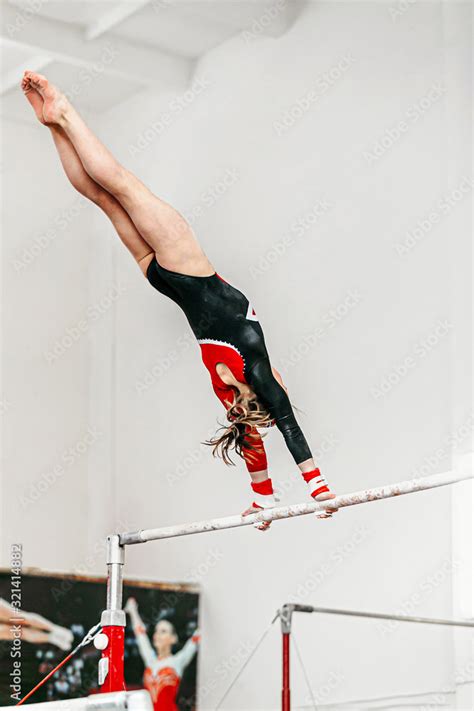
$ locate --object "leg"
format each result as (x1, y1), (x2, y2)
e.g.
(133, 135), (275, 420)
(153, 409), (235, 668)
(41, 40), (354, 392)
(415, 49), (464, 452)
(22, 78), (154, 272)
(50, 125), (154, 274)
(22, 72), (214, 277)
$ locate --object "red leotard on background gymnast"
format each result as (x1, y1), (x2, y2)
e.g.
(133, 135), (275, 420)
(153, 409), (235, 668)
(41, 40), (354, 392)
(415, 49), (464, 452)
(22, 72), (338, 528)
(125, 598), (199, 711)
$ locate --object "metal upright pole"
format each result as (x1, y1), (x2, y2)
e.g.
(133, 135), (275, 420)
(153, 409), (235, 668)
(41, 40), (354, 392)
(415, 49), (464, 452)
(279, 605), (315, 711)
(280, 605), (292, 711)
(99, 535), (126, 692)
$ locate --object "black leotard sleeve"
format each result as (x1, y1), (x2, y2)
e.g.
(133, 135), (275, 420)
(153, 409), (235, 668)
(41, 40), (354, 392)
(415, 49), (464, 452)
(246, 358), (312, 465)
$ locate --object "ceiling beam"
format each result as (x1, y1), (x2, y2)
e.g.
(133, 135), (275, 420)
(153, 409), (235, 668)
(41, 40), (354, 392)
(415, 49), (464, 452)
(0, 4), (191, 91)
(85, 1), (151, 41)
(1, 54), (53, 96)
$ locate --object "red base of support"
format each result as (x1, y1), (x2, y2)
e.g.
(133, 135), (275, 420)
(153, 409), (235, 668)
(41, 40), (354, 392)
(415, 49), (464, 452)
(100, 625), (126, 692)
(282, 632), (290, 711)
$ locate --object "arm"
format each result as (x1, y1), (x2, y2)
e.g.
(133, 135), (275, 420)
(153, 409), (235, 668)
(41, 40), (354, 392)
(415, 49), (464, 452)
(242, 426), (268, 474)
(247, 359), (337, 517)
(124, 598), (156, 668)
(173, 632), (200, 676)
(246, 358), (312, 465)
(271, 366), (288, 394)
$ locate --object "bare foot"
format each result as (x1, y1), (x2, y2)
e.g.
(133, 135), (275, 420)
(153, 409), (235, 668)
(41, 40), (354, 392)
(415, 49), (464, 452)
(21, 79), (48, 125)
(241, 504), (272, 532)
(22, 71), (70, 125)
(314, 491), (338, 519)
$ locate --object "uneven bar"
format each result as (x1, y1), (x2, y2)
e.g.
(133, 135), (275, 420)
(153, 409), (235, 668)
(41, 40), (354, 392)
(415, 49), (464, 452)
(285, 604), (474, 628)
(119, 469), (472, 545)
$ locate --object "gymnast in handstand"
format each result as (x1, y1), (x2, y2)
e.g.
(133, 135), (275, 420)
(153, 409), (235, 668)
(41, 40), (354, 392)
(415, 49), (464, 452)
(22, 72), (337, 528)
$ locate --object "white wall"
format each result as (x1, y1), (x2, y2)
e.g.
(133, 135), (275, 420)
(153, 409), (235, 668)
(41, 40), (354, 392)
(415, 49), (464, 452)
(1, 1), (472, 710)
(1, 116), (97, 570)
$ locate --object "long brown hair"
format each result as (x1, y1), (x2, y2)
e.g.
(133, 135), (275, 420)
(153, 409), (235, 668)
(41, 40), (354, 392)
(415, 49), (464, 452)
(204, 392), (272, 466)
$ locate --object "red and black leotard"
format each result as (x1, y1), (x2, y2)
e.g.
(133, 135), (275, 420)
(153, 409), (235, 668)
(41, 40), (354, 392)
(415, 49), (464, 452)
(147, 258), (312, 470)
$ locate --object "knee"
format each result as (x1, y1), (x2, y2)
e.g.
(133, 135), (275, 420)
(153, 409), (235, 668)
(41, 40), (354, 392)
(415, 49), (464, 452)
(94, 190), (124, 217)
(72, 181), (105, 206)
(109, 166), (140, 201)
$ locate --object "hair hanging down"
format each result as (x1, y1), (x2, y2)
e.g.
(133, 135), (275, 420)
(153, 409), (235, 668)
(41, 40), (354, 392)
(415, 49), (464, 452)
(204, 393), (273, 466)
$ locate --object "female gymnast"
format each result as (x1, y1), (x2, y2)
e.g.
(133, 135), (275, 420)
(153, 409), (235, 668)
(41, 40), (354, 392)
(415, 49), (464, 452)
(125, 598), (199, 711)
(21, 72), (337, 528)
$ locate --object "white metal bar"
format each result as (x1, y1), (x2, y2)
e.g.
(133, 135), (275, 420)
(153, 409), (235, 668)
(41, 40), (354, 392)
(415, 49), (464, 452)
(285, 604), (474, 628)
(22, 690), (153, 711)
(119, 469), (473, 545)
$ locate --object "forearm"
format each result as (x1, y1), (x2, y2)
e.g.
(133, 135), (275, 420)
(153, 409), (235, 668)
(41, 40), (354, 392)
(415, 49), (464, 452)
(246, 360), (313, 465)
(125, 603), (156, 666)
(128, 607), (146, 634)
(242, 427), (269, 480)
(274, 411), (313, 465)
(246, 359), (334, 499)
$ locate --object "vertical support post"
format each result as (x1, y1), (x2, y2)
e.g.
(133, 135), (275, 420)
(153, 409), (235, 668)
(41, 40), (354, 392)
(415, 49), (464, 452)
(282, 633), (290, 711)
(280, 604), (293, 711)
(99, 534), (126, 692)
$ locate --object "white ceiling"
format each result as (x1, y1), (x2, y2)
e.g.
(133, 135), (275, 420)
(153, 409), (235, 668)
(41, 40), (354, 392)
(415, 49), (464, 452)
(1, 0), (303, 121)
(110, 1), (287, 58)
(9, 1), (113, 26)
(8, 1), (285, 57)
